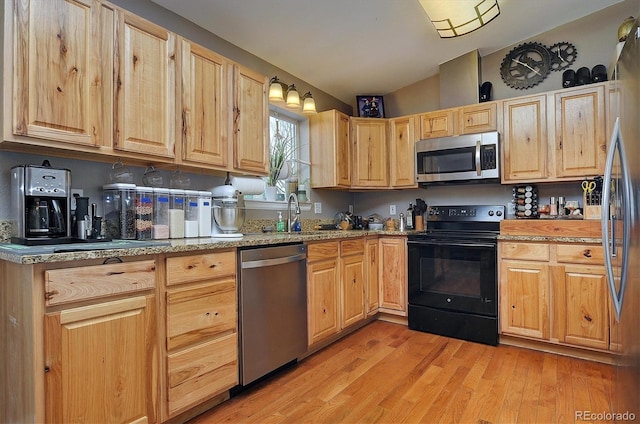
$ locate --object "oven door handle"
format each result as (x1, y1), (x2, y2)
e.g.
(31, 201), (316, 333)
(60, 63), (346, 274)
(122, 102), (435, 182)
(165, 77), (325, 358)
(408, 240), (496, 249)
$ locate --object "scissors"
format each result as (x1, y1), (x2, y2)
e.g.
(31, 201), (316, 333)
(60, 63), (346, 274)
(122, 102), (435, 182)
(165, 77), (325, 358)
(582, 180), (597, 205)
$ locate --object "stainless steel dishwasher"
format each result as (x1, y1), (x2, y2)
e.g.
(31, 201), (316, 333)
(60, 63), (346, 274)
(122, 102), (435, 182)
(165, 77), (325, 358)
(238, 243), (307, 385)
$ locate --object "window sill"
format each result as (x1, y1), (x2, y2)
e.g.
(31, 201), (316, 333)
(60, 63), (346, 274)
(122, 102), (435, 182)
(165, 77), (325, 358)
(244, 199), (313, 211)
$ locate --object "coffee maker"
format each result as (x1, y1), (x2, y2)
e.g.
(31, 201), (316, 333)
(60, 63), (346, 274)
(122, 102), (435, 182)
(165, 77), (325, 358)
(11, 162), (72, 245)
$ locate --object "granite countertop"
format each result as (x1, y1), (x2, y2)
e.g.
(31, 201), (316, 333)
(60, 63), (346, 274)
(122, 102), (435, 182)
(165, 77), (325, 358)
(497, 234), (603, 244)
(0, 230), (410, 265)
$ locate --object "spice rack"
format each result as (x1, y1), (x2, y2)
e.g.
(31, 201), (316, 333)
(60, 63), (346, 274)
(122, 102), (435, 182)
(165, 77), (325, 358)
(512, 185), (538, 219)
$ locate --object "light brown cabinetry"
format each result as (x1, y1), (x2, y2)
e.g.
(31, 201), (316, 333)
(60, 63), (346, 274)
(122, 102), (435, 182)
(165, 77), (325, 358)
(309, 109), (351, 188)
(388, 115), (418, 188)
(340, 239), (366, 328)
(114, 11), (176, 158)
(458, 102), (498, 135)
(378, 236), (407, 315)
(11, 0), (113, 147)
(351, 117), (389, 188)
(306, 242), (341, 345)
(43, 260), (158, 424)
(163, 251), (238, 418)
(418, 108), (456, 139)
(180, 39), (229, 167)
(502, 94), (548, 181)
(365, 237), (380, 316)
(231, 64), (269, 175)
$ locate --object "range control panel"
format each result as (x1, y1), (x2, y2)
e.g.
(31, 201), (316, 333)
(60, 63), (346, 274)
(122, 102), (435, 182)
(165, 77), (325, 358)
(426, 205), (505, 222)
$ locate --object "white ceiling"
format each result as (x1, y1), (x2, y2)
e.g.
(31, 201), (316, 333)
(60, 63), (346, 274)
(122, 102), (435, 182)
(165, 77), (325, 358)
(151, 0), (622, 104)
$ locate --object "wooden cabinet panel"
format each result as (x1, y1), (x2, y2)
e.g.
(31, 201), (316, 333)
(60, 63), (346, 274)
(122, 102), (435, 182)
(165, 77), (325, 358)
(180, 38), (229, 167)
(459, 102), (498, 134)
(351, 118), (389, 188)
(379, 237), (407, 315)
(166, 250), (236, 285)
(365, 238), (379, 315)
(502, 95), (548, 181)
(309, 110), (351, 188)
(556, 244), (604, 265)
(499, 260), (549, 339)
(340, 238), (365, 256)
(341, 254), (365, 328)
(500, 242), (549, 261)
(419, 109), (455, 139)
(307, 241), (340, 262)
(231, 64), (269, 175)
(167, 333), (238, 414)
(389, 115), (418, 188)
(166, 279), (236, 351)
(114, 11), (176, 157)
(45, 295), (157, 424)
(307, 258), (340, 345)
(12, 0), (113, 147)
(553, 85), (606, 177)
(45, 260), (156, 306)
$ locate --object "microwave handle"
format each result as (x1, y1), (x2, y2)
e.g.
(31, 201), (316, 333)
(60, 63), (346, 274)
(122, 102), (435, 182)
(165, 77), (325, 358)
(475, 140), (481, 176)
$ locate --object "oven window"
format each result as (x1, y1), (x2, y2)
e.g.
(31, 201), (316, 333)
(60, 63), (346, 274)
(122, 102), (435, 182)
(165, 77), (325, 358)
(420, 246), (482, 297)
(417, 147), (475, 175)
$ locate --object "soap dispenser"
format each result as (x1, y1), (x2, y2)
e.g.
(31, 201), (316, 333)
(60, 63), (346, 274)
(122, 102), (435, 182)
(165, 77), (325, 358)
(276, 211), (285, 232)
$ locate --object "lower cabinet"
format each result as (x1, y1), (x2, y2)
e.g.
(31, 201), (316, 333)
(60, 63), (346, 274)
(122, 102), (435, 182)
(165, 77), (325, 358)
(163, 251), (238, 419)
(378, 236), (408, 315)
(365, 237), (380, 316)
(499, 241), (611, 352)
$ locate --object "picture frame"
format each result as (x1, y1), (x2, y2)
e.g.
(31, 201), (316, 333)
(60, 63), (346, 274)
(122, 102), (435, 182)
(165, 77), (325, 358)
(356, 95), (385, 118)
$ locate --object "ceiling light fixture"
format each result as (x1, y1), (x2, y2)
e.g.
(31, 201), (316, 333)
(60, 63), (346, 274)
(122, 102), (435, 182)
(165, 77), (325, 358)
(268, 76), (317, 114)
(418, 0), (500, 38)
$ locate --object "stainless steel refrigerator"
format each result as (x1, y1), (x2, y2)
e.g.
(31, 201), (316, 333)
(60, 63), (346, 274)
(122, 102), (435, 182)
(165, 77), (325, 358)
(603, 17), (640, 420)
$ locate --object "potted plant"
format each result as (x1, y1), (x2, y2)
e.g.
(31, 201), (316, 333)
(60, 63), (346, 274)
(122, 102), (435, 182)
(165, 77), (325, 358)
(265, 128), (295, 200)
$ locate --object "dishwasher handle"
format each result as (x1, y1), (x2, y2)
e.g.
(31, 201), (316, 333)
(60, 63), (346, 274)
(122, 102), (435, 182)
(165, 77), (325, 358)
(241, 252), (306, 269)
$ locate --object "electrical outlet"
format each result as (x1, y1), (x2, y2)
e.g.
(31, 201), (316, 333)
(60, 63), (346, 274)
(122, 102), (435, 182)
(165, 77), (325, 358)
(70, 189), (84, 210)
(390, 204), (396, 215)
(348, 204), (353, 214)
(314, 202), (322, 214)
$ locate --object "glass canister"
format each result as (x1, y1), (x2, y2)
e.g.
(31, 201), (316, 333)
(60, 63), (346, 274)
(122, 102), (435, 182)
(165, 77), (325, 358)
(135, 186), (153, 240)
(198, 191), (212, 237)
(152, 188), (170, 239)
(169, 189), (185, 239)
(184, 190), (200, 238)
(102, 183), (136, 239)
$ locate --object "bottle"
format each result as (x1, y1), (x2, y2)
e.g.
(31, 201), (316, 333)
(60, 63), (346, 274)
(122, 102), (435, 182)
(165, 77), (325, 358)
(406, 203), (414, 230)
(399, 213), (405, 231)
(276, 211), (285, 232)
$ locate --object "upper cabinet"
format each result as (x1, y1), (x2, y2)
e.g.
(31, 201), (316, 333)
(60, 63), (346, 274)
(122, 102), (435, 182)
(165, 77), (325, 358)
(388, 115), (418, 188)
(418, 108), (455, 139)
(114, 11), (176, 158)
(179, 39), (229, 168)
(309, 109), (351, 188)
(458, 102), (498, 135)
(350, 117), (389, 188)
(231, 64), (269, 175)
(11, 0), (114, 147)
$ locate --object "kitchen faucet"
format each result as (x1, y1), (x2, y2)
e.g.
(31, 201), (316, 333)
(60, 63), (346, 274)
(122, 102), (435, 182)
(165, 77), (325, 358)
(287, 192), (300, 232)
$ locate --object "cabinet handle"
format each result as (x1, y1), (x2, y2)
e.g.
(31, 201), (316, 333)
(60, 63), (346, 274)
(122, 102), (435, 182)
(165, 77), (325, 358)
(44, 366), (50, 373)
(584, 314), (593, 322)
(583, 249), (592, 258)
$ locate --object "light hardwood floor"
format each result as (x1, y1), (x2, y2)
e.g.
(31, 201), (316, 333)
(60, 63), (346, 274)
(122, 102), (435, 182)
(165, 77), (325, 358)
(188, 321), (615, 424)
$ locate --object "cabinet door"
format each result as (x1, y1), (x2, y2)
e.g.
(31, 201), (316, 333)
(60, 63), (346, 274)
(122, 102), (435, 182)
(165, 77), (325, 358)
(13, 0), (113, 147)
(351, 118), (388, 188)
(44, 295), (157, 424)
(365, 238), (379, 315)
(309, 110), (351, 188)
(553, 84), (606, 178)
(307, 259), (340, 345)
(499, 260), (549, 339)
(232, 64), (269, 175)
(389, 116), (418, 188)
(459, 102), (498, 134)
(378, 237), (407, 315)
(502, 95), (548, 182)
(341, 254), (365, 328)
(180, 39), (229, 167)
(419, 109), (455, 139)
(115, 11), (176, 157)
(553, 264), (609, 350)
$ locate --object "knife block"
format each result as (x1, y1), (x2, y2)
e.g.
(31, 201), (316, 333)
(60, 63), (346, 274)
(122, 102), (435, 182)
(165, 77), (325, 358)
(583, 191), (601, 220)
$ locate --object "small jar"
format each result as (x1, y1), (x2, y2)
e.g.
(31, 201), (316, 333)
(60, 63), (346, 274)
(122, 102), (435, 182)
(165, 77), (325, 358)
(152, 188), (170, 239)
(197, 191), (212, 237)
(169, 189), (185, 239)
(549, 196), (558, 216)
(184, 190), (200, 238)
(135, 186), (153, 240)
(102, 183), (136, 239)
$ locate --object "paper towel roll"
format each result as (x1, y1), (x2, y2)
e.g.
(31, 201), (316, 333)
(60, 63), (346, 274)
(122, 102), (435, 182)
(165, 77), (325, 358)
(230, 176), (266, 195)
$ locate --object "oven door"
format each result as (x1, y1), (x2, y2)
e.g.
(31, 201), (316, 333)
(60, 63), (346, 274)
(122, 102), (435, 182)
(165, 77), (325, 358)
(408, 238), (497, 316)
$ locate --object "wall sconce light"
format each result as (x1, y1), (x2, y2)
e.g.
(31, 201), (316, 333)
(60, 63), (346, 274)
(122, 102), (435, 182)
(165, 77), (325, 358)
(418, 0), (500, 38)
(268, 76), (317, 114)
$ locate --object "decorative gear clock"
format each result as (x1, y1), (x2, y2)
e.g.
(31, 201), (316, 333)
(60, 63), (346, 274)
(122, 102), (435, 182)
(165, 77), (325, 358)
(548, 42), (577, 71)
(500, 42), (552, 89)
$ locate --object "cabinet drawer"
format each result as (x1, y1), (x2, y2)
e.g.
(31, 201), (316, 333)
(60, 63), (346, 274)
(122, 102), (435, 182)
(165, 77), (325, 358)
(167, 333), (238, 414)
(306, 241), (339, 262)
(166, 251), (236, 286)
(556, 244), (604, 265)
(166, 279), (236, 351)
(45, 260), (156, 306)
(341, 238), (365, 256)
(500, 242), (549, 261)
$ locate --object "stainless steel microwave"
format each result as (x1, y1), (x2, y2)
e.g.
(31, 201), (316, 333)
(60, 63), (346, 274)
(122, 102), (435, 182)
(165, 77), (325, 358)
(415, 131), (500, 185)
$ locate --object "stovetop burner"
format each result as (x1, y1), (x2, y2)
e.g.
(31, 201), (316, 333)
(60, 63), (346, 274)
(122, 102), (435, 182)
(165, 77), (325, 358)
(410, 205), (505, 241)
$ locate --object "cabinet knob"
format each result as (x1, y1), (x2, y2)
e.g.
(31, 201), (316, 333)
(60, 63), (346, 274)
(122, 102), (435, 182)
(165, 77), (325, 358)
(583, 249), (592, 258)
